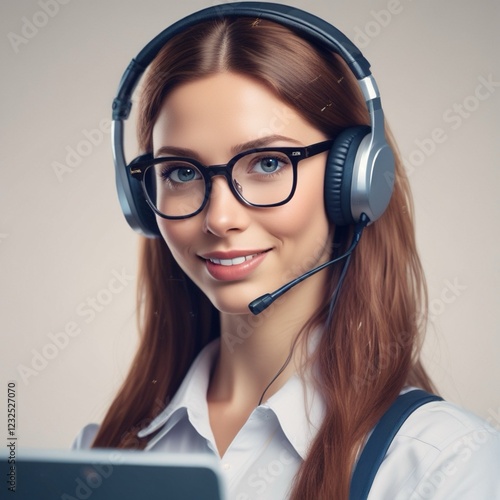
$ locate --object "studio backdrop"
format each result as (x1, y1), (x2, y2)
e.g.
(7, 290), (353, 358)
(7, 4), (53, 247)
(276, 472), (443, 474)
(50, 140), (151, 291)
(0, 0), (498, 448)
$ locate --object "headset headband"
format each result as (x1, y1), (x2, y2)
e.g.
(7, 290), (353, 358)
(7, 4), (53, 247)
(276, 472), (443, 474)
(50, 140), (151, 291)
(112, 2), (393, 237)
(112, 2), (372, 122)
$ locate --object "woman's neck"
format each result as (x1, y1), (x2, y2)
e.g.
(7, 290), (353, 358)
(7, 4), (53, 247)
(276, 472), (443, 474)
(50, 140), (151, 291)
(206, 272), (327, 457)
(209, 272), (327, 407)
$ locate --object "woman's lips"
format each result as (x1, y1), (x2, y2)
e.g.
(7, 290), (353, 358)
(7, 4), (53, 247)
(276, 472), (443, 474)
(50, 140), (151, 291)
(200, 250), (271, 281)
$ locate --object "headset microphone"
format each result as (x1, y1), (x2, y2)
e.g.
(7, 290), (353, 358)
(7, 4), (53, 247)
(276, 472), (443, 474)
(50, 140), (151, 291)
(248, 214), (369, 315)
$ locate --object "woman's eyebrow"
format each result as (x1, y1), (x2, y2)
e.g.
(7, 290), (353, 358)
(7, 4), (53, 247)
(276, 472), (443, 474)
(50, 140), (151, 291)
(154, 135), (303, 159)
(230, 135), (303, 154)
(154, 145), (197, 158)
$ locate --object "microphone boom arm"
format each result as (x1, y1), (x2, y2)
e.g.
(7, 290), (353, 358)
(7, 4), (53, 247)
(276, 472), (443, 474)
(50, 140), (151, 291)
(248, 213), (369, 315)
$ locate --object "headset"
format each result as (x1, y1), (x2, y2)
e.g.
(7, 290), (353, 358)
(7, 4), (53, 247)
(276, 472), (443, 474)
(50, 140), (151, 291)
(111, 2), (395, 238)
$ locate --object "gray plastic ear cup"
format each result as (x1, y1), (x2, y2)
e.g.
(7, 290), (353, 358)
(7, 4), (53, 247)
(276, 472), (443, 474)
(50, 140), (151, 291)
(324, 125), (370, 226)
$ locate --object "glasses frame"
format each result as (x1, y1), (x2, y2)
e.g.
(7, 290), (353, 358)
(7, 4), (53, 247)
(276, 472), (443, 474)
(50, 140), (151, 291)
(129, 139), (334, 220)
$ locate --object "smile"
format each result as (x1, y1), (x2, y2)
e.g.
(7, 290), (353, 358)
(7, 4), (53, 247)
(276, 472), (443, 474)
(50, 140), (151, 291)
(200, 249), (271, 281)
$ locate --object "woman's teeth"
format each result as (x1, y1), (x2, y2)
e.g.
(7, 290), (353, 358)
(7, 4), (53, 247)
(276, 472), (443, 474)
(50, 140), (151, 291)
(209, 254), (258, 266)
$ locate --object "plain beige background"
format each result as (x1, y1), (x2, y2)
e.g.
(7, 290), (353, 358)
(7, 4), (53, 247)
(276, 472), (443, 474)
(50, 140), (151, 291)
(1, 0), (498, 449)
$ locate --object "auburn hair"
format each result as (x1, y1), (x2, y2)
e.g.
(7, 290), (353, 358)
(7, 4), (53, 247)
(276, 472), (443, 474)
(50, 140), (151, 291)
(93, 18), (435, 498)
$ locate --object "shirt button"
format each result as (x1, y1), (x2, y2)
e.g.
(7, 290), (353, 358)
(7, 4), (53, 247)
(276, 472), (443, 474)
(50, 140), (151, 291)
(222, 463), (231, 471)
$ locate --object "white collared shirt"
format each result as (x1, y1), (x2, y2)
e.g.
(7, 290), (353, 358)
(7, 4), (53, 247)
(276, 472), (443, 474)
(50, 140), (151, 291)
(136, 340), (324, 499)
(74, 340), (500, 499)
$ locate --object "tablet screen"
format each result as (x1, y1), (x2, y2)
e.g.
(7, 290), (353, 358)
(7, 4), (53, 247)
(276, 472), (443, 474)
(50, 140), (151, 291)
(2, 448), (225, 500)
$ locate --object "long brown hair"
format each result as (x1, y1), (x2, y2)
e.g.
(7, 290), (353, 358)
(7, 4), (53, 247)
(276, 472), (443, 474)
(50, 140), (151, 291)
(93, 17), (435, 498)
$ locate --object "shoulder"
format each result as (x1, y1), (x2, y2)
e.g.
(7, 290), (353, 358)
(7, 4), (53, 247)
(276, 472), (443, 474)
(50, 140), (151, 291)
(370, 399), (500, 499)
(398, 398), (498, 448)
(71, 423), (100, 450)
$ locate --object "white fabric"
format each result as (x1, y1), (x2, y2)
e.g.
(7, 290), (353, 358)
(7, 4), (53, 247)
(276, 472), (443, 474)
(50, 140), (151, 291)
(74, 340), (500, 499)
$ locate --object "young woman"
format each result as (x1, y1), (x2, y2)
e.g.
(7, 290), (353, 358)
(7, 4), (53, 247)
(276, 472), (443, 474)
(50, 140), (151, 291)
(73, 7), (500, 499)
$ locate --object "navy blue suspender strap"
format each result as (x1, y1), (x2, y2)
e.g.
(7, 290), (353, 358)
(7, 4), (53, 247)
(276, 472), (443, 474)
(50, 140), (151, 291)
(349, 389), (444, 500)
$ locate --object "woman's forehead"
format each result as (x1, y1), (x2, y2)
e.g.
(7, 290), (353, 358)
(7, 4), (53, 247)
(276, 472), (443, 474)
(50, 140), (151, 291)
(151, 72), (325, 160)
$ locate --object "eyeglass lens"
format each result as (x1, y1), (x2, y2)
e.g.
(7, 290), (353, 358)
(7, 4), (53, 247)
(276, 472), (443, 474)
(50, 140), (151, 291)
(143, 150), (295, 217)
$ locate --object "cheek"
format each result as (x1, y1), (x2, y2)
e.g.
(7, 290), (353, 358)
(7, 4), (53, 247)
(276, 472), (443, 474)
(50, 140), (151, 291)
(156, 217), (197, 261)
(265, 164), (332, 253)
(282, 163), (329, 232)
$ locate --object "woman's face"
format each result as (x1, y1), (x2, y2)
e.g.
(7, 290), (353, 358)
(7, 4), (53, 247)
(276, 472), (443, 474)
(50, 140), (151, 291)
(152, 72), (332, 314)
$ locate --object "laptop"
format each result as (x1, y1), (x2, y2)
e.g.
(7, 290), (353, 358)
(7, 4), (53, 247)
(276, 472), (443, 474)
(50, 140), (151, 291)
(1, 447), (225, 500)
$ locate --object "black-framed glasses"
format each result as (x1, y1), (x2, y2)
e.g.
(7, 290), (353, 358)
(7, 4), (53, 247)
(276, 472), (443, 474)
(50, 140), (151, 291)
(129, 139), (333, 219)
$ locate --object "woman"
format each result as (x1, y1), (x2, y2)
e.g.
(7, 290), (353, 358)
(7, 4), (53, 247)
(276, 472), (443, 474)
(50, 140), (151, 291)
(74, 9), (500, 499)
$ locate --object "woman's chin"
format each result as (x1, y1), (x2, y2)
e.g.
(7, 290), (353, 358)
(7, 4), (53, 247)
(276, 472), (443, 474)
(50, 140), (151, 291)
(208, 296), (254, 316)
(202, 286), (266, 316)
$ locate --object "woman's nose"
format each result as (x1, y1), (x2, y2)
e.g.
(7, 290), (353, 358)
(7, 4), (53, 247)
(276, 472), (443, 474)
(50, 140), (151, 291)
(203, 176), (251, 236)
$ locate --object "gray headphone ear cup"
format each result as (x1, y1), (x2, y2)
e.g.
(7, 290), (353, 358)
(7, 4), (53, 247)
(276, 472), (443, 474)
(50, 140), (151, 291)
(324, 125), (371, 226)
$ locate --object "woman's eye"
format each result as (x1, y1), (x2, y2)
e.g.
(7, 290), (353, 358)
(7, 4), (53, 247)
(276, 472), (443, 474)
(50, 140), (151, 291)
(161, 166), (200, 183)
(252, 156), (287, 174)
(172, 167), (198, 182)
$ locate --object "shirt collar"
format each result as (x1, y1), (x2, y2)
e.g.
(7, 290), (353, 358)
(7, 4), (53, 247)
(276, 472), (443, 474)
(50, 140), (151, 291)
(137, 337), (325, 459)
(263, 371), (325, 459)
(138, 339), (219, 439)
(262, 328), (325, 458)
